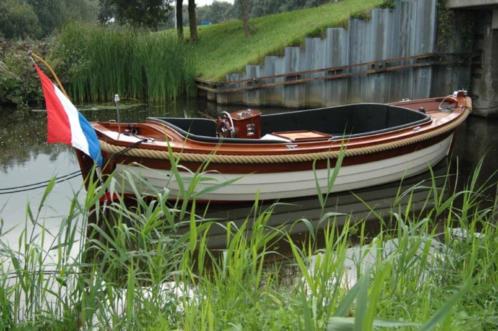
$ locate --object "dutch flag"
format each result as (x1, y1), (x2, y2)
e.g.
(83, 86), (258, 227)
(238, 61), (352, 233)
(34, 64), (103, 167)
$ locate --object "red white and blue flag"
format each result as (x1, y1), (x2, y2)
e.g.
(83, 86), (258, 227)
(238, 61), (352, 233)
(34, 64), (103, 167)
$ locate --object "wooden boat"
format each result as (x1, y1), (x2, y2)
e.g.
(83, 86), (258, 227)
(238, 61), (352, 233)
(76, 91), (471, 202)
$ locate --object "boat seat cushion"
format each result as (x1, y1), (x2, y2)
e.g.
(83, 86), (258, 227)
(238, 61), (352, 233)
(151, 117), (217, 136)
(261, 103), (429, 136)
(148, 104), (429, 144)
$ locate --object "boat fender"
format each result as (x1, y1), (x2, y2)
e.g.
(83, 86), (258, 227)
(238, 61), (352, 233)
(454, 90), (472, 111)
(454, 90), (467, 110)
(465, 96), (472, 111)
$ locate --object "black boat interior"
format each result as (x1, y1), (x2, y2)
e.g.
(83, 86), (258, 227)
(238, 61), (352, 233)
(148, 103), (430, 143)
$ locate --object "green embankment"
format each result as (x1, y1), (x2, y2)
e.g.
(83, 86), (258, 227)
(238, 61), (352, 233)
(2, 0), (385, 107)
(46, 0), (384, 104)
(192, 0), (384, 80)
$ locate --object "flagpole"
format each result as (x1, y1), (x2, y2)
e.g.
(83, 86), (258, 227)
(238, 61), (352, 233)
(114, 94), (121, 139)
(31, 50), (105, 174)
(30, 51), (69, 97)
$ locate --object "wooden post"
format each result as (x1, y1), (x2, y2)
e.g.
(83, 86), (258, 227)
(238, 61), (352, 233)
(188, 0), (198, 42)
(176, 0), (184, 40)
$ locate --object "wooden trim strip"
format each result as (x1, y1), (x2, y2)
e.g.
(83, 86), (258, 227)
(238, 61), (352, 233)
(100, 109), (469, 164)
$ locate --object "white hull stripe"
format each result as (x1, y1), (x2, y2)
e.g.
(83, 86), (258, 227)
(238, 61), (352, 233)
(112, 135), (453, 201)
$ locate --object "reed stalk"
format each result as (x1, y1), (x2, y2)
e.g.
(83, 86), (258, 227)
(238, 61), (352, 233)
(0, 160), (496, 329)
(52, 24), (195, 104)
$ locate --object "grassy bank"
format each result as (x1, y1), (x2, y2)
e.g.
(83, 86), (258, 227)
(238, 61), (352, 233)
(1, 0), (386, 106)
(192, 0), (384, 80)
(48, 0), (384, 104)
(0, 163), (496, 329)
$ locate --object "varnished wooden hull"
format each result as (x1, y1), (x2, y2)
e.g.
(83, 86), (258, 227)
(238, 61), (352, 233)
(76, 95), (470, 202)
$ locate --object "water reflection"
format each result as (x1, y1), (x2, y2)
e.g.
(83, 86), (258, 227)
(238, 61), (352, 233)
(452, 115), (498, 186)
(200, 160), (452, 248)
(0, 111), (61, 171)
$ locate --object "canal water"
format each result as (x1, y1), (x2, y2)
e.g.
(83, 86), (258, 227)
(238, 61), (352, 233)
(0, 100), (497, 246)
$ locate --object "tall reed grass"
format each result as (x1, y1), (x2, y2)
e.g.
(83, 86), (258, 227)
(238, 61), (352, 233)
(0, 161), (496, 329)
(51, 24), (195, 104)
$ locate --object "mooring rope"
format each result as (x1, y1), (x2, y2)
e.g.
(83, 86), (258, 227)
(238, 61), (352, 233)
(0, 170), (81, 195)
(100, 109), (469, 164)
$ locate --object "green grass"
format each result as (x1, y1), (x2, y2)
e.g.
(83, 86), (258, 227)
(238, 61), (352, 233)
(0, 158), (497, 329)
(191, 0), (384, 80)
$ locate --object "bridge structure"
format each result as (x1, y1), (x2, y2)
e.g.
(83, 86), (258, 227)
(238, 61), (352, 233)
(448, 0), (498, 8)
(446, 0), (498, 117)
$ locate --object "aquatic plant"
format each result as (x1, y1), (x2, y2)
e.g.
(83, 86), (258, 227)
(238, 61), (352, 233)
(52, 24), (195, 104)
(0, 161), (496, 329)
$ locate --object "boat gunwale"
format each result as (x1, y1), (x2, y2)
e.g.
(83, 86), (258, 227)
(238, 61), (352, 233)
(93, 107), (468, 158)
(146, 102), (432, 145)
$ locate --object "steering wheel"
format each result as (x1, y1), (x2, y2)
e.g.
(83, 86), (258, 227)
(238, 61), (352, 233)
(216, 111), (235, 138)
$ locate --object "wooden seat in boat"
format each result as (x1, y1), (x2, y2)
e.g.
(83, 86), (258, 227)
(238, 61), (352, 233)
(271, 130), (332, 142)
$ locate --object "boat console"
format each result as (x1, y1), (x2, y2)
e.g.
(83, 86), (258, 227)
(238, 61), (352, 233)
(217, 109), (262, 138)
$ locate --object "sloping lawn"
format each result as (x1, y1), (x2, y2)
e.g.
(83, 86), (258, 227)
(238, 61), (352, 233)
(191, 0), (385, 80)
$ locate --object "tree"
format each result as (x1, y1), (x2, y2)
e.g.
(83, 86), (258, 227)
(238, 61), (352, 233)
(100, 0), (172, 30)
(248, 0), (329, 18)
(27, 0), (66, 36)
(176, 0), (184, 39)
(204, 1), (234, 24)
(251, 0), (279, 17)
(64, 0), (99, 23)
(188, 0), (198, 42)
(239, 0), (251, 37)
(98, 0), (116, 23)
(0, 0), (41, 39)
(0, 0), (97, 39)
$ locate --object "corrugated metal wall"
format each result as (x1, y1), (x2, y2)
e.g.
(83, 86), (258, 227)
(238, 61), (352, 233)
(219, 0), (469, 108)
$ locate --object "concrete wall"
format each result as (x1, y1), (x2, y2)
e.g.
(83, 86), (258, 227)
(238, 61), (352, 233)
(443, 0), (498, 117)
(216, 0), (470, 108)
(447, 0), (498, 8)
(469, 11), (498, 117)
